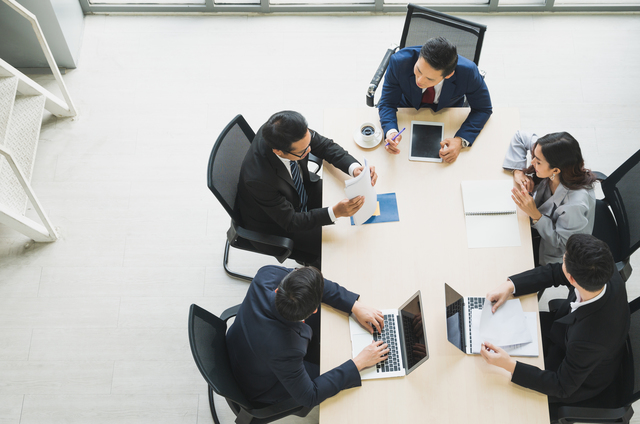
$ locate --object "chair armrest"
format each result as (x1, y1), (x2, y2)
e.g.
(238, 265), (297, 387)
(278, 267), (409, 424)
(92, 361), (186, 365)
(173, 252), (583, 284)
(220, 304), (241, 322)
(366, 44), (399, 107)
(307, 152), (322, 176)
(248, 396), (307, 420)
(548, 298), (564, 313)
(593, 171), (608, 181)
(556, 405), (630, 424)
(227, 221), (294, 263)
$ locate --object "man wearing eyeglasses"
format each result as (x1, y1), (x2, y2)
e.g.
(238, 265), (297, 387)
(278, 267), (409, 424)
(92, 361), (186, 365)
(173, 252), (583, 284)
(236, 110), (377, 268)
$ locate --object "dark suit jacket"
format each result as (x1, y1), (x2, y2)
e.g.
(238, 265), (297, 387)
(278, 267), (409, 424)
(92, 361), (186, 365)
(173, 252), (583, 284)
(378, 46), (492, 144)
(235, 126), (358, 238)
(510, 263), (630, 403)
(226, 265), (362, 408)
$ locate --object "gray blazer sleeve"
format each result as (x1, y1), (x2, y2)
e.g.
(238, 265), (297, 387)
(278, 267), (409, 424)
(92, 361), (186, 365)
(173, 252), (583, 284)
(503, 131), (539, 170)
(532, 189), (595, 252)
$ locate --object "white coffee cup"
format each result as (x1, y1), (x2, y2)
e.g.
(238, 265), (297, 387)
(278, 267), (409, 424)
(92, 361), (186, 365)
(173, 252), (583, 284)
(360, 123), (381, 143)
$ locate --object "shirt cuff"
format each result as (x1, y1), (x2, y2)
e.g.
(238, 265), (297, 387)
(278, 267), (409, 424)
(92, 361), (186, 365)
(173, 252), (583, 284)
(348, 162), (360, 177)
(386, 129), (399, 139)
(327, 206), (337, 222)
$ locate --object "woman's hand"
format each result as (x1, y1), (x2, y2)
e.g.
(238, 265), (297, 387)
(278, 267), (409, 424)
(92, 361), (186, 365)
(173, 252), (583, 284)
(511, 187), (542, 221)
(513, 170), (534, 193)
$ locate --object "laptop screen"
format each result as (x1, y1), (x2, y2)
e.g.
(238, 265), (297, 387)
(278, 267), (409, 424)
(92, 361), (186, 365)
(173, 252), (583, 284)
(398, 291), (429, 375)
(445, 283), (466, 353)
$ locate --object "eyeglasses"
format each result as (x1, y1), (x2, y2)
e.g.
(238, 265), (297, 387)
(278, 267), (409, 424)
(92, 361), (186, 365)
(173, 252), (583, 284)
(285, 130), (314, 159)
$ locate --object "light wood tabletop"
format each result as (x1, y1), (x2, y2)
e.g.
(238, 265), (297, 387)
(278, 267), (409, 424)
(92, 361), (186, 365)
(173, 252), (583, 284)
(319, 107), (549, 423)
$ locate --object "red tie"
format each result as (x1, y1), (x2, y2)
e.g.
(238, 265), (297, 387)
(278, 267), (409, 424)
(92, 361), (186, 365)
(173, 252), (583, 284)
(421, 86), (435, 104)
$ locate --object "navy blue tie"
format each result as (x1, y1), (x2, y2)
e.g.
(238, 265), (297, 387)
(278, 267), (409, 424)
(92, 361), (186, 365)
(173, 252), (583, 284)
(290, 161), (308, 212)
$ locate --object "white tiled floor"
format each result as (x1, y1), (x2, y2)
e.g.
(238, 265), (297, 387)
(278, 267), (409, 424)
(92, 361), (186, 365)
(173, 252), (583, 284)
(0, 12), (639, 424)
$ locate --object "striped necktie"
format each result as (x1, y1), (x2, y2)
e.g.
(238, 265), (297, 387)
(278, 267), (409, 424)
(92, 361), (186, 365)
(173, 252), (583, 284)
(290, 161), (308, 212)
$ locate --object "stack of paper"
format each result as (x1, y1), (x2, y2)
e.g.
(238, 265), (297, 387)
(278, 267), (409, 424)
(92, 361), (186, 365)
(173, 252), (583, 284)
(344, 158), (377, 226)
(471, 298), (538, 357)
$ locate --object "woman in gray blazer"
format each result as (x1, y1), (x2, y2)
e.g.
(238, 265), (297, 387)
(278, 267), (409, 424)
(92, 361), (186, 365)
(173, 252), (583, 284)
(503, 131), (597, 265)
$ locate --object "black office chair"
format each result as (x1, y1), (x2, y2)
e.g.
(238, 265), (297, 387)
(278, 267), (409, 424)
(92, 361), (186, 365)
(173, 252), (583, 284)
(552, 295), (640, 424)
(208, 114), (300, 282)
(188, 304), (311, 424)
(591, 148), (640, 283)
(366, 3), (487, 107)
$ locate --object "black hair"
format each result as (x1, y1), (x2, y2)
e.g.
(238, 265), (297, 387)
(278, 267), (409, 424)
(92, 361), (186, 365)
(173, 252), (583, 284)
(564, 234), (614, 292)
(526, 132), (597, 190)
(275, 267), (324, 321)
(419, 37), (458, 77)
(262, 110), (308, 152)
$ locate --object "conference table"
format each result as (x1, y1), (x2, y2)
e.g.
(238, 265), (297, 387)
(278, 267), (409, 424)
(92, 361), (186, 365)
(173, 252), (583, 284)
(319, 107), (549, 423)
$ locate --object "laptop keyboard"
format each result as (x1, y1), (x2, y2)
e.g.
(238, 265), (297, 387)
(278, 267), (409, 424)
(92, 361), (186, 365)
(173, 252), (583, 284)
(372, 314), (400, 373)
(467, 297), (484, 349)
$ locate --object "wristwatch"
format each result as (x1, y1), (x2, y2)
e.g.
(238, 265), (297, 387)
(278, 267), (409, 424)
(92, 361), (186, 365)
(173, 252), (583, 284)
(460, 138), (470, 148)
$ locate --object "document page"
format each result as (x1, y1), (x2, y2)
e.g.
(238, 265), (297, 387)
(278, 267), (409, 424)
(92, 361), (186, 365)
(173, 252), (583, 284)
(479, 298), (531, 346)
(470, 299), (539, 357)
(461, 180), (521, 248)
(344, 158), (377, 226)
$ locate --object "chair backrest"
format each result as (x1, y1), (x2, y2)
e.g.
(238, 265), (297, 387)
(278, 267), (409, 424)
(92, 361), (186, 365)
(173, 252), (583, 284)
(602, 148), (640, 261)
(593, 199), (623, 262)
(399, 4), (486, 65)
(626, 296), (640, 405)
(207, 114), (255, 220)
(188, 304), (253, 410)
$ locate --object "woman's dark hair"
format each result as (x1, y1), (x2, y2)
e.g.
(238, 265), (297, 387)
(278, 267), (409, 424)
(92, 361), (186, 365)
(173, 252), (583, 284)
(525, 132), (596, 190)
(275, 267), (324, 322)
(262, 110), (308, 152)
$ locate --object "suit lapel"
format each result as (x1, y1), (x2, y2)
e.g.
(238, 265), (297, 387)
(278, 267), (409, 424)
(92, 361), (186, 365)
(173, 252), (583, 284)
(437, 73), (457, 112)
(406, 73), (423, 109)
(260, 139), (296, 190)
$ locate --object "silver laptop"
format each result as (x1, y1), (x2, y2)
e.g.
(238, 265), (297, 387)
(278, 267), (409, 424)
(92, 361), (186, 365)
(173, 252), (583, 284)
(349, 291), (429, 380)
(444, 283), (485, 355)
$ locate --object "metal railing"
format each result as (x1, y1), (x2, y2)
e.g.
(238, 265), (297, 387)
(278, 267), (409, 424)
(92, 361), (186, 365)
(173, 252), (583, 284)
(77, 0), (640, 14)
(1, 0), (77, 118)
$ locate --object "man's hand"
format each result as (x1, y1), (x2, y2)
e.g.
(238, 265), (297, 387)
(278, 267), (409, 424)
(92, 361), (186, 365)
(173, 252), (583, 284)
(480, 342), (517, 374)
(511, 187), (542, 221)
(333, 196), (364, 218)
(486, 280), (515, 313)
(384, 131), (402, 155)
(353, 165), (378, 187)
(439, 137), (463, 163)
(353, 340), (389, 371)
(351, 300), (384, 334)
(513, 170), (534, 193)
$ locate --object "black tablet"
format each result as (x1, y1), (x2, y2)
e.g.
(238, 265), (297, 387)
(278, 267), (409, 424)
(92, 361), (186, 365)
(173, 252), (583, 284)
(409, 121), (444, 162)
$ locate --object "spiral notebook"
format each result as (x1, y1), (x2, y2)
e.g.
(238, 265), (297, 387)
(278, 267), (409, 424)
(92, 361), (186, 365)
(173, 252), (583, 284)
(461, 180), (521, 248)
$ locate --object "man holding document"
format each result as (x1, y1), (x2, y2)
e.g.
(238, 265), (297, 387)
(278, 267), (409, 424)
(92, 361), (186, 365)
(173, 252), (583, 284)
(480, 234), (630, 405)
(236, 110), (377, 267)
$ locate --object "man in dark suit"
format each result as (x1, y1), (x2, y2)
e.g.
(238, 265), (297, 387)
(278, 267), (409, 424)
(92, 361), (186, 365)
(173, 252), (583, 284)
(480, 234), (630, 404)
(378, 37), (492, 163)
(236, 110), (377, 267)
(226, 265), (389, 408)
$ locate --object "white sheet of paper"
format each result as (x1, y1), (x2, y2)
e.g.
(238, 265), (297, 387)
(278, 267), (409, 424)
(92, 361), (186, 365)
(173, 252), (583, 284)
(461, 180), (521, 248)
(344, 158), (377, 226)
(479, 298), (531, 347)
(471, 309), (539, 357)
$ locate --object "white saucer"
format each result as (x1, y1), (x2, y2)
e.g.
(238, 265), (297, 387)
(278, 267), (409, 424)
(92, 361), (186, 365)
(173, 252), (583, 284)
(353, 129), (383, 149)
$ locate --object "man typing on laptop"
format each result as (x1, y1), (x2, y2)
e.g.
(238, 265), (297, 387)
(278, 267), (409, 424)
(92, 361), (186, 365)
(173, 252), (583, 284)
(479, 234), (630, 405)
(226, 265), (389, 409)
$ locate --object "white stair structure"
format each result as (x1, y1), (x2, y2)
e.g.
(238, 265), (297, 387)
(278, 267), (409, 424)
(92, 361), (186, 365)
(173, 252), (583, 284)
(0, 0), (77, 242)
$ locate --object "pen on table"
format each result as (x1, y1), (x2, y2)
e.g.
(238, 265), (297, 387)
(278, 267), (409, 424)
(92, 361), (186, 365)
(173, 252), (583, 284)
(385, 127), (406, 147)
